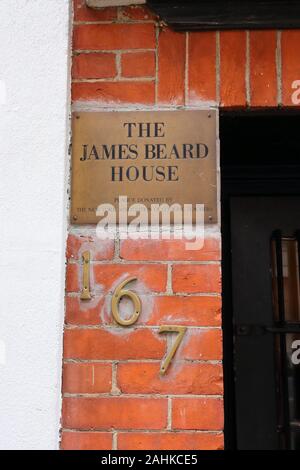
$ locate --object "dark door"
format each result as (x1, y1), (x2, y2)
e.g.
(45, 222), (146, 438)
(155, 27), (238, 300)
(230, 197), (300, 449)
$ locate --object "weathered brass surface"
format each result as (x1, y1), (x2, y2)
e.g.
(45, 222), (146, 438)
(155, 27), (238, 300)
(159, 325), (187, 375)
(111, 277), (141, 326)
(80, 251), (92, 300)
(71, 110), (218, 224)
(86, 0), (146, 8)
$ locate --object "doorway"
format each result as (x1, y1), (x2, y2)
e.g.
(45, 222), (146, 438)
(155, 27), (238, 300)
(221, 112), (300, 450)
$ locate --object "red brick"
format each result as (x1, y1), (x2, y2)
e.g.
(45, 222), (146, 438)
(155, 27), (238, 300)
(118, 432), (224, 450)
(282, 30), (300, 106)
(62, 397), (168, 430)
(158, 28), (186, 105)
(73, 24), (155, 50)
(172, 398), (224, 430)
(117, 362), (223, 395)
(148, 296), (221, 327)
(72, 81), (155, 104)
(98, 294), (222, 328)
(93, 264), (167, 293)
(181, 328), (222, 361)
(61, 431), (112, 450)
(64, 328), (165, 360)
(73, 0), (116, 22)
(67, 234), (92, 261)
(120, 237), (221, 261)
(119, 6), (157, 21)
(250, 31), (277, 107)
(99, 293), (221, 328)
(172, 264), (221, 293)
(66, 264), (79, 293)
(188, 32), (216, 103)
(65, 296), (104, 326)
(66, 234), (114, 261)
(72, 53), (116, 79)
(121, 52), (155, 78)
(63, 363), (112, 394)
(66, 263), (166, 293)
(220, 31), (247, 107)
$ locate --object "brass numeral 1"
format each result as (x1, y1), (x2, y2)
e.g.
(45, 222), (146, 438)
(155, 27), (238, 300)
(80, 251), (92, 300)
(159, 326), (187, 375)
(111, 277), (141, 326)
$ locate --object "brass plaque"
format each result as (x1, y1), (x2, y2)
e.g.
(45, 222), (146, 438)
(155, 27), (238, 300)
(71, 110), (218, 224)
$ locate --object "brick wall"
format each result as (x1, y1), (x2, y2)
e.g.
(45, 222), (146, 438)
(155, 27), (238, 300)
(61, 0), (300, 451)
(70, 1), (300, 108)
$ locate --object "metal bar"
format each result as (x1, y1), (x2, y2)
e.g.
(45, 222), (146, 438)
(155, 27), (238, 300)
(295, 230), (300, 298)
(290, 421), (300, 428)
(274, 231), (285, 324)
(147, 0), (300, 31)
(236, 324), (300, 336)
(266, 326), (300, 334)
(273, 230), (291, 449)
(86, 0), (146, 8)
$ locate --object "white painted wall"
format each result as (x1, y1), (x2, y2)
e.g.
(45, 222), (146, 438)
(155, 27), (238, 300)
(0, 1), (70, 449)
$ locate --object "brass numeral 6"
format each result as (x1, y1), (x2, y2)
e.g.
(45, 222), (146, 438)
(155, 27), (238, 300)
(111, 277), (141, 326)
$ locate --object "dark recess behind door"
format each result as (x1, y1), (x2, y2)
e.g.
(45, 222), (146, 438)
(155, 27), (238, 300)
(221, 111), (300, 449)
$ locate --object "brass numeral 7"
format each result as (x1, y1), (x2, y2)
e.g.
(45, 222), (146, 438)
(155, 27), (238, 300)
(159, 325), (187, 375)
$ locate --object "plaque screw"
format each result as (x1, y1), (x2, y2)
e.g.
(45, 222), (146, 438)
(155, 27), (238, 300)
(208, 113), (211, 118)
(73, 215), (78, 221)
(209, 215), (213, 221)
